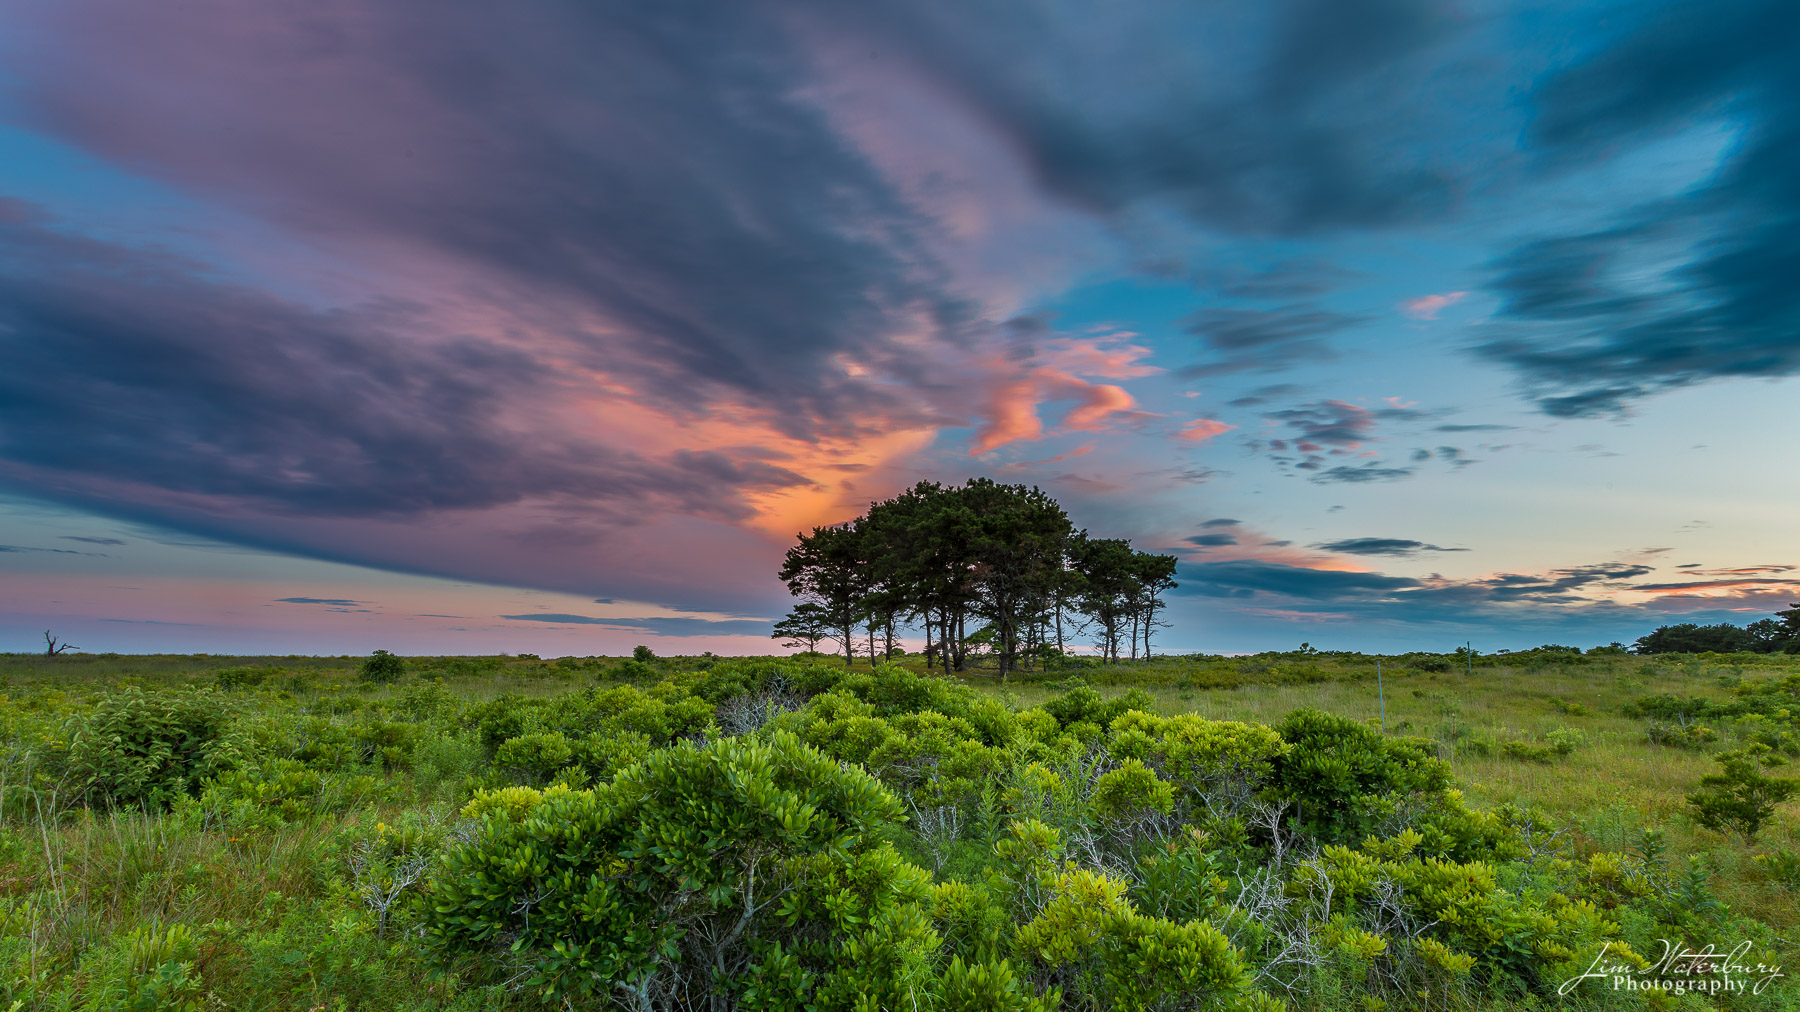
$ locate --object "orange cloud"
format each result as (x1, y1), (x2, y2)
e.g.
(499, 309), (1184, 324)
(1040, 334), (1160, 379)
(1177, 418), (1234, 443)
(1062, 380), (1138, 432)
(1400, 291), (1469, 320)
(973, 376), (1048, 454)
(972, 359), (1152, 455)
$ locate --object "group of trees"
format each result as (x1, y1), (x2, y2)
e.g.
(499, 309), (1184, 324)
(1634, 603), (1800, 654)
(774, 479), (1178, 675)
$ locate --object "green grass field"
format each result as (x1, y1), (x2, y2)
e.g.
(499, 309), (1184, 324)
(1, 648), (1795, 1010)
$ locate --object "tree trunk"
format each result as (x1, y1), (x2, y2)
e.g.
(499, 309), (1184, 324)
(941, 608), (953, 676)
(955, 611), (966, 672)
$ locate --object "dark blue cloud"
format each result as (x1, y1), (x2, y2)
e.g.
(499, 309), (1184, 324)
(841, 0), (1465, 235)
(1314, 538), (1466, 557)
(0, 543), (90, 555)
(1181, 306), (1363, 376)
(1199, 518), (1241, 528)
(1310, 465), (1414, 484)
(1184, 533), (1238, 548)
(60, 535), (126, 545)
(0, 204), (815, 525)
(1175, 560), (1420, 600)
(501, 613), (770, 637)
(1226, 384), (1304, 408)
(278, 597), (362, 607)
(1478, 0), (1800, 415)
(1172, 558), (1672, 637)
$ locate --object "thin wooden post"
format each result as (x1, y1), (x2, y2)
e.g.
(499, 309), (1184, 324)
(1377, 659), (1386, 731)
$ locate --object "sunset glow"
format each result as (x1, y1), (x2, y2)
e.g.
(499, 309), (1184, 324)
(2, 0), (1797, 655)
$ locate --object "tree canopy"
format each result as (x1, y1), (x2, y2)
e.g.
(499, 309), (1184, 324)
(1634, 604), (1800, 655)
(776, 479), (1178, 673)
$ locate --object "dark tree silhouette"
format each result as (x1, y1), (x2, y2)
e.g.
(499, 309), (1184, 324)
(776, 478), (1182, 670)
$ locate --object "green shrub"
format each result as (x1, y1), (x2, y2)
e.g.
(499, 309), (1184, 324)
(1500, 740), (1556, 764)
(492, 731), (577, 784)
(1545, 727), (1585, 755)
(1645, 720), (1719, 749)
(411, 733), (485, 799)
(1041, 681), (1155, 731)
(1271, 708), (1449, 844)
(1687, 744), (1800, 842)
(939, 956), (1056, 1012)
(360, 649), (406, 684)
(1754, 848), (1800, 890)
(429, 730), (937, 1007)
(1546, 696), (1588, 716)
(215, 665), (280, 689)
(49, 689), (257, 809)
(1089, 758), (1175, 825)
(183, 758), (385, 830)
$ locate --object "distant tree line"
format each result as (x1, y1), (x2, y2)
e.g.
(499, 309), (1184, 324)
(774, 478), (1177, 675)
(1634, 604), (1800, 654)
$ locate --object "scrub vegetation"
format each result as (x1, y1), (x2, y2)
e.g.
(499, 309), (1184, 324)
(0, 646), (1796, 1011)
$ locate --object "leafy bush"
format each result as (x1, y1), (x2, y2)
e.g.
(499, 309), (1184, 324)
(1270, 708), (1449, 844)
(1546, 696), (1588, 716)
(1545, 727), (1584, 755)
(216, 665), (281, 689)
(429, 730), (937, 1007)
(1754, 848), (1800, 891)
(182, 758), (385, 830)
(1687, 744), (1800, 842)
(1645, 720), (1719, 749)
(360, 649), (406, 684)
(47, 689), (259, 809)
(1500, 740), (1557, 764)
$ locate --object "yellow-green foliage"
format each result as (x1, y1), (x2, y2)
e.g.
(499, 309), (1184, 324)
(1015, 866), (1264, 1011)
(1089, 758), (1175, 823)
(460, 781), (583, 822)
(5, 650), (1798, 1012)
(1108, 712), (1289, 803)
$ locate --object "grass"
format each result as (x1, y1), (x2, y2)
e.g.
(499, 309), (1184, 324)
(1, 647), (1796, 1009)
(967, 654), (1800, 932)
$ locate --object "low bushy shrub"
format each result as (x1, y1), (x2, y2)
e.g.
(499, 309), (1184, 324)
(360, 649), (406, 685)
(430, 731), (938, 1007)
(46, 689), (260, 809)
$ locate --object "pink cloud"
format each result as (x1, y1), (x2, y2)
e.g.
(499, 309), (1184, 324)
(1061, 380), (1139, 432)
(969, 335), (1161, 455)
(1039, 334), (1160, 379)
(1400, 291), (1468, 320)
(996, 444), (1096, 473)
(972, 377), (1048, 454)
(1176, 418), (1234, 443)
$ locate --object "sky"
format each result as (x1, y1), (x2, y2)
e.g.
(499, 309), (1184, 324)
(1, 0), (1797, 657)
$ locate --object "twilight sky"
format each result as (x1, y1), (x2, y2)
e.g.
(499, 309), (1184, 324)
(2, 0), (1797, 656)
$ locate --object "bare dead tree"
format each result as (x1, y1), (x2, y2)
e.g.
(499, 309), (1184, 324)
(43, 631), (76, 658)
(347, 842), (430, 939)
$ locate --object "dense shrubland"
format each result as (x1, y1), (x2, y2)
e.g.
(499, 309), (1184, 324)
(0, 651), (1796, 1010)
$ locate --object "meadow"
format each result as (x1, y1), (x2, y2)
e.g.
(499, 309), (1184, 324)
(0, 647), (1794, 1011)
